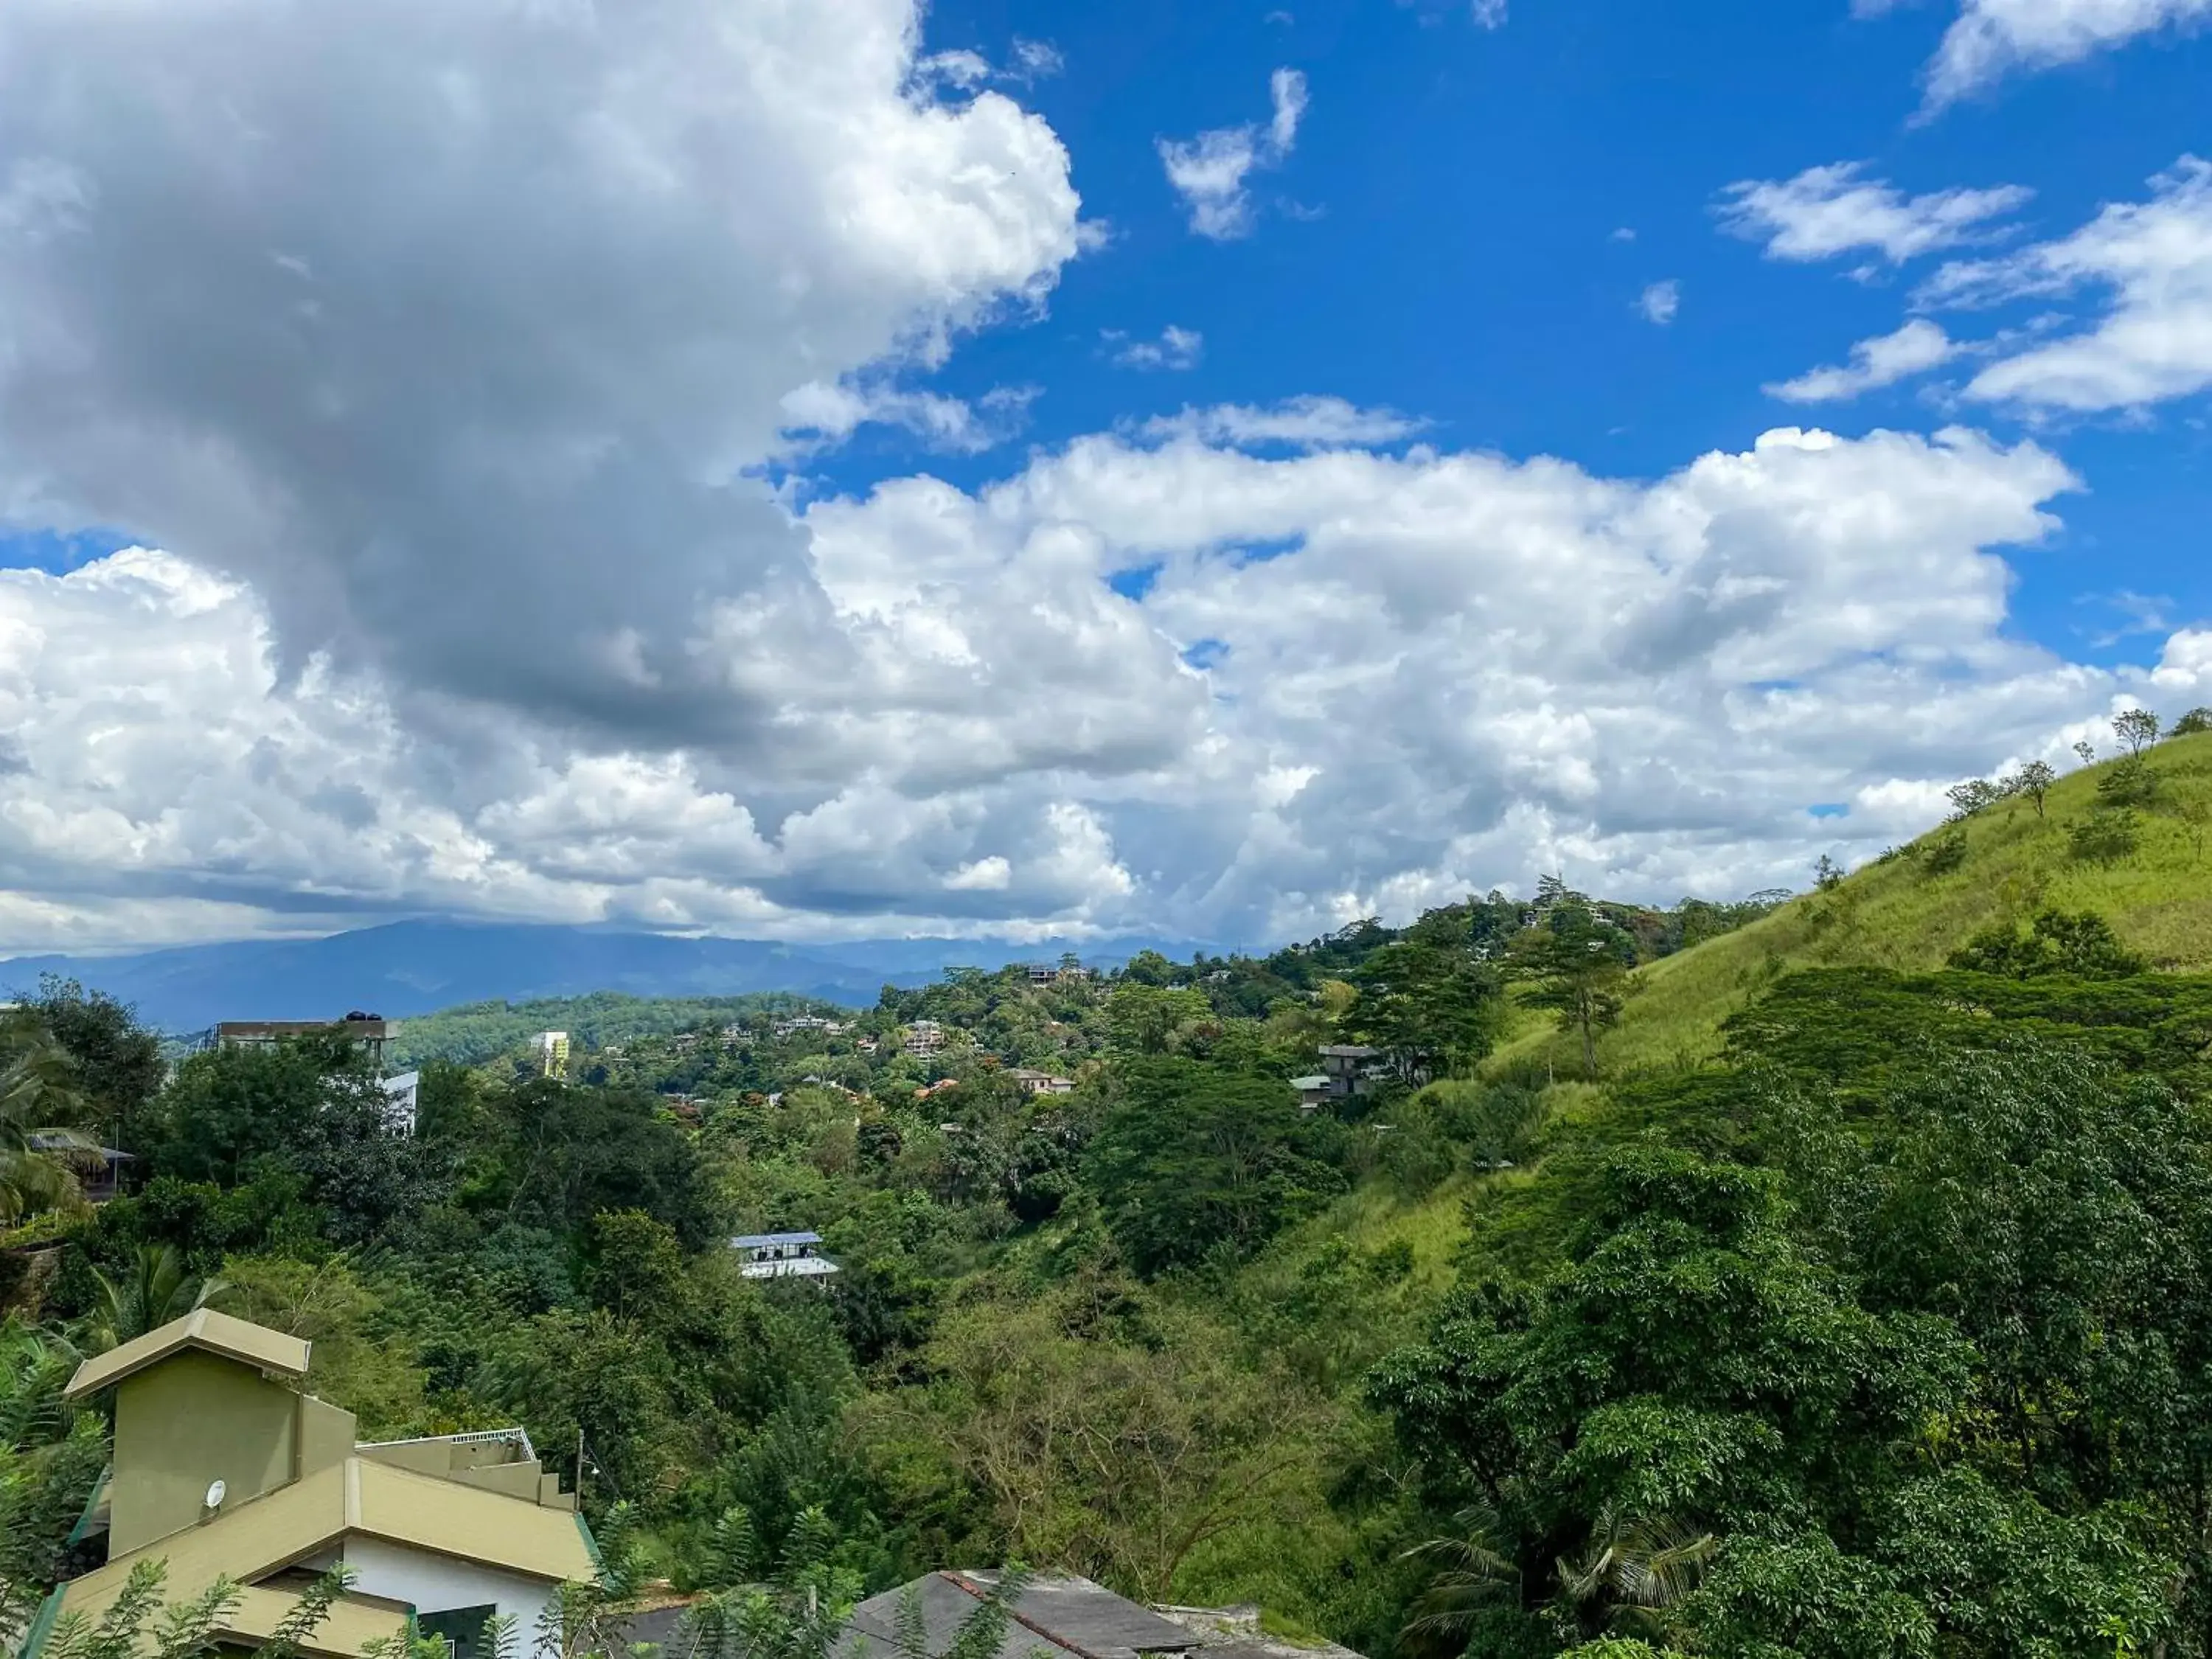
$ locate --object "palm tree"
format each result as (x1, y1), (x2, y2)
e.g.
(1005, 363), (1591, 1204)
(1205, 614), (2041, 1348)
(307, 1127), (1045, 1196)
(1397, 1505), (1519, 1658)
(1, 1321), (97, 1632)
(81, 1246), (228, 1355)
(1554, 1509), (1716, 1641)
(0, 1016), (100, 1225)
(0, 1318), (82, 1452)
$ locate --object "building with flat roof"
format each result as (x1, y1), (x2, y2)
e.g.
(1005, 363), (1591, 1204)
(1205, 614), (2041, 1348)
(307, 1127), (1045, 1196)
(21, 1309), (597, 1659)
(730, 1231), (840, 1279)
(215, 1015), (397, 1065)
(531, 1031), (571, 1081)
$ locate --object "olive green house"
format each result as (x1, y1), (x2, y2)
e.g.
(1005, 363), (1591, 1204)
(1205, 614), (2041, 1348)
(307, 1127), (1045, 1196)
(18, 1308), (599, 1659)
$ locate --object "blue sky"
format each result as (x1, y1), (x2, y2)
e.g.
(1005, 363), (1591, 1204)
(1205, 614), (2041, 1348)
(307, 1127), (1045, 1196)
(0, 0), (2208, 953)
(849, 0), (2212, 660)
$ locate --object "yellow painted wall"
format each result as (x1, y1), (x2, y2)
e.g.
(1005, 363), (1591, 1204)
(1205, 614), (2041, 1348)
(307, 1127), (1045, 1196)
(111, 1352), (299, 1554)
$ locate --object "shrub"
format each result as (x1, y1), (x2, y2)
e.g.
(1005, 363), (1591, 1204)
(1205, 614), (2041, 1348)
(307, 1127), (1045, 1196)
(2070, 807), (2140, 863)
(1922, 828), (1969, 875)
(2097, 756), (2162, 808)
(1948, 907), (2145, 978)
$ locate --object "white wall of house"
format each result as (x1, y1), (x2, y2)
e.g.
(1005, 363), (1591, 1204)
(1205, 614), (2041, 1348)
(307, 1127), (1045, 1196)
(340, 1537), (563, 1638)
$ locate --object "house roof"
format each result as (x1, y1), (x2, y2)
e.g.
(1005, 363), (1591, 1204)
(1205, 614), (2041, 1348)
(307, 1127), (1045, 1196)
(63, 1308), (310, 1401)
(1287, 1075), (1329, 1089)
(842, 1571), (1198, 1659)
(732, 1231), (823, 1248)
(46, 1455), (599, 1649)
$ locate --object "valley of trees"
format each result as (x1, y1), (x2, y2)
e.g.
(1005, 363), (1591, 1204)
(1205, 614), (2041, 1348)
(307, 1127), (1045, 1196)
(10, 718), (2212, 1658)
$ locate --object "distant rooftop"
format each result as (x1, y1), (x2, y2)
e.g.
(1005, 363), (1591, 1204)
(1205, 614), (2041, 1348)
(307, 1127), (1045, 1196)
(731, 1231), (823, 1248)
(842, 1571), (1200, 1659)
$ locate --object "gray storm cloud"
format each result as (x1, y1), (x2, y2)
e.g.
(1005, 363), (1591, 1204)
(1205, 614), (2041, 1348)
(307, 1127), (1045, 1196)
(0, 0), (1084, 751)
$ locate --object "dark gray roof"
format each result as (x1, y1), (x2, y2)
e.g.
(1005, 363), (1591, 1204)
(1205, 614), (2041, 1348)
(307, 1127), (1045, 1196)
(731, 1231), (823, 1248)
(616, 1604), (698, 1655)
(841, 1572), (1197, 1659)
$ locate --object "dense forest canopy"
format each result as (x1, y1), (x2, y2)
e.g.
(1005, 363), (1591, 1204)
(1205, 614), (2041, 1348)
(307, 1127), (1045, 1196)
(9, 723), (2212, 1659)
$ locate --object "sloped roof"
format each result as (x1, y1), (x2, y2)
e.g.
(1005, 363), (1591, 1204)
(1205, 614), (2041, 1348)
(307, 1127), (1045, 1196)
(842, 1572), (1197, 1659)
(48, 1457), (599, 1647)
(732, 1231), (822, 1248)
(63, 1308), (310, 1400)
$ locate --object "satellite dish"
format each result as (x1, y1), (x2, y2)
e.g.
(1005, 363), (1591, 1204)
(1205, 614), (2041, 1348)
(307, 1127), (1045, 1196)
(204, 1479), (226, 1511)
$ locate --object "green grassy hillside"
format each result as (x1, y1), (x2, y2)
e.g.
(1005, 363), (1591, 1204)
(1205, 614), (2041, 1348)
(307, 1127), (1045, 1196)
(1493, 728), (2212, 1078)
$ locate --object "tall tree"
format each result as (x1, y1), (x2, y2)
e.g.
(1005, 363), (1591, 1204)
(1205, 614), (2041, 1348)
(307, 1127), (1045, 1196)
(2114, 707), (2160, 757)
(21, 978), (165, 1157)
(1085, 1059), (1343, 1276)
(1505, 889), (1637, 1077)
(1344, 940), (1503, 1083)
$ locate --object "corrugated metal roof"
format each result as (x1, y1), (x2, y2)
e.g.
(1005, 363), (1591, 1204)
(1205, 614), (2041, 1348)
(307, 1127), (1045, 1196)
(731, 1231), (823, 1247)
(63, 1308), (310, 1400)
(842, 1573), (1198, 1659)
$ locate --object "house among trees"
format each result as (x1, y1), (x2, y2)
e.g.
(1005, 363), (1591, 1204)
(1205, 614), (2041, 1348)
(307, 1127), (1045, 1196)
(1006, 1066), (1077, 1096)
(531, 1030), (571, 1079)
(1314, 1044), (1382, 1099)
(380, 1069), (421, 1135)
(902, 1020), (946, 1056)
(21, 1133), (135, 1203)
(730, 1231), (840, 1279)
(21, 1308), (597, 1659)
(213, 1013), (396, 1065)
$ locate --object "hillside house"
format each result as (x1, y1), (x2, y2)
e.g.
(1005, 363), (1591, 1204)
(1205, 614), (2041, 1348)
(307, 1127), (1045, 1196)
(531, 1032), (570, 1079)
(20, 1310), (596, 1659)
(215, 1014), (395, 1065)
(1007, 1067), (1077, 1096)
(730, 1231), (840, 1279)
(1315, 1044), (1383, 1098)
(838, 1571), (1366, 1659)
(902, 1020), (946, 1056)
(1288, 1074), (1332, 1110)
(23, 1134), (136, 1203)
(773, 1014), (847, 1040)
(381, 1071), (421, 1135)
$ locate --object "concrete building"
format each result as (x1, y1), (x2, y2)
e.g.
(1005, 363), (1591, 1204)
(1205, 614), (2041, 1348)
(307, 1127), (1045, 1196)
(730, 1231), (840, 1279)
(531, 1032), (571, 1081)
(902, 1020), (946, 1056)
(381, 1071), (421, 1135)
(21, 1309), (597, 1659)
(215, 1015), (396, 1066)
(1006, 1068), (1077, 1096)
(1315, 1045), (1383, 1099)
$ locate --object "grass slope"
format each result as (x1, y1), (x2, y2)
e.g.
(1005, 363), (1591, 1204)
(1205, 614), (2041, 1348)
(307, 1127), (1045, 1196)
(1495, 730), (2212, 1079)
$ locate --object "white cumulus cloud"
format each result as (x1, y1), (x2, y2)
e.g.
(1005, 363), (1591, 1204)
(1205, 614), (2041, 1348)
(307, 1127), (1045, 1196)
(1767, 319), (1961, 402)
(15, 417), (2201, 953)
(1921, 156), (2212, 411)
(1719, 162), (2031, 264)
(1638, 281), (1682, 324)
(1158, 69), (1310, 240)
(1913, 0), (2212, 108)
(0, 0), (1087, 760)
(1107, 326), (1206, 372)
(1137, 396), (1425, 449)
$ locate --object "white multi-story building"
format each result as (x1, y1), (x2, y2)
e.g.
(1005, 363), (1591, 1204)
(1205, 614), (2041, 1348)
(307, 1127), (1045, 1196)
(730, 1231), (840, 1279)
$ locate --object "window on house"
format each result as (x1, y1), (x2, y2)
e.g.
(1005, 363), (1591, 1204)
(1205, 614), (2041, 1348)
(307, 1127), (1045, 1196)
(417, 1606), (501, 1659)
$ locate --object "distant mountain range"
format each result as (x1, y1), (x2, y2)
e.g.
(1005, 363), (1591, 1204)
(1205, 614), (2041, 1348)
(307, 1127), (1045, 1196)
(0, 920), (1203, 1034)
